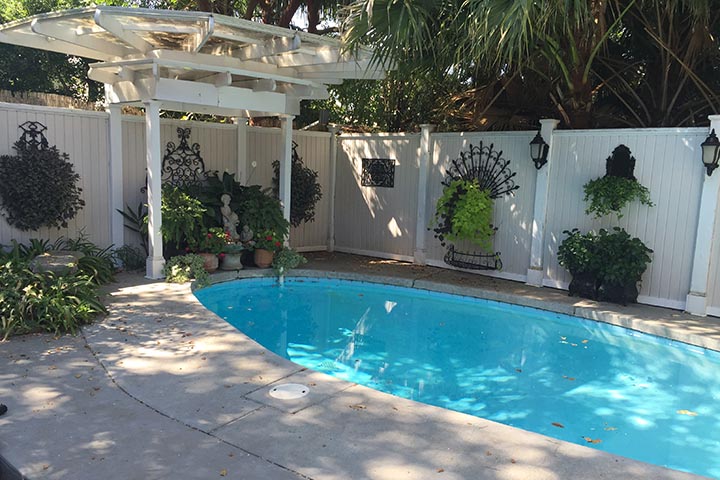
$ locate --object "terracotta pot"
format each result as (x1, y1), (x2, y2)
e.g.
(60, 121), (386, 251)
(220, 253), (244, 270)
(198, 252), (219, 273)
(253, 248), (274, 268)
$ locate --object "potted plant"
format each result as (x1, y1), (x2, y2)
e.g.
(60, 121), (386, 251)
(188, 227), (225, 272)
(583, 176), (653, 219)
(431, 179), (495, 250)
(557, 229), (601, 299)
(160, 186), (206, 257)
(253, 230), (283, 268)
(595, 228), (653, 305)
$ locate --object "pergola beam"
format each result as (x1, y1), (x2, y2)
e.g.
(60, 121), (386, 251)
(94, 10), (153, 53)
(30, 18), (131, 58)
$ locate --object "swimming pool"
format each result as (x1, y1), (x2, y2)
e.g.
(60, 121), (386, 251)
(195, 277), (720, 478)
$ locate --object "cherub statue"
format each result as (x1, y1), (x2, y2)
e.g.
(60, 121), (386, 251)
(220, 193), (240, 242)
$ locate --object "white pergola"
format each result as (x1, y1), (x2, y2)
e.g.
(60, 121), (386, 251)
(0, 6), (382, 278)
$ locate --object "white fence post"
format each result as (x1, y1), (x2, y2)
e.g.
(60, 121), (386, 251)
(526, 119), (560, 287)
(279, 115), (294, 241)
(685, 115), (720, 316)
(108, 104), (124, 251)
(235, 116), (248, 184)
(414, 124), (436, 265)
(327, 125), (340, 252)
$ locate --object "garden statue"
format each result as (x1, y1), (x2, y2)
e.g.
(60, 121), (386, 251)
(240, 224), (254, 245)
(220, 193), (240, 241)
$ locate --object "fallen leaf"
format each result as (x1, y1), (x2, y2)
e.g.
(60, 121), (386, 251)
(677, 409), (698, 416)
(437, 468), (444, 473)
(551, 422), (565, 428)
(604, 426), (617, 431)
(74, 374), (82, 379)
(562, 376), (576, 381)
(349, 404), (366, 410)
(582, 339), (589, 344)
(485, 451), (492, 456)
(515, 368), (522, 373)
(511, 459), (517, 464)
(582, 437), (602, 444)
(220, 468), (227, 476)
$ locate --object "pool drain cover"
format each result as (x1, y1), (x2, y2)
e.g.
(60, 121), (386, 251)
(268, 383), (309, 400)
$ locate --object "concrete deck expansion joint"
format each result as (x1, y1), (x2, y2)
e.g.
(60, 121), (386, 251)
(0, 253), (716, 480)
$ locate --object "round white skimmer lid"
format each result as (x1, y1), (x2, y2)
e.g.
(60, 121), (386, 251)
(268, 383), (310, 400)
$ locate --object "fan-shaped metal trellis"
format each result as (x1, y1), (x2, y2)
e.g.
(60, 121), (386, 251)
(161, 127), (206, 189)
(440, 142), (519, 271)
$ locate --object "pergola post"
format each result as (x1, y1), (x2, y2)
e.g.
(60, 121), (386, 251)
(107, 103), (124, 253)
(145, 100), (165, 279)
(327, 125), (340, 252)
(526, 119), (560, 287)
(685, 115), (720, 315)
(279, 114), (294, 242)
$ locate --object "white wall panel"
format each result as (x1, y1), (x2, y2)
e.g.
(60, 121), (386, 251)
(543, 128), (706, 309)
(0, 103), (110, 248)
(335, 134), (420, 259)
(425, 132), (537, 281)
(706, 186), (720, 317)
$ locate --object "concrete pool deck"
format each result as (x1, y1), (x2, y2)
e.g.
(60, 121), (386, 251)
(1, 251), (719, 479)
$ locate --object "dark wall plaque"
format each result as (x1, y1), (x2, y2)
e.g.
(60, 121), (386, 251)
(361, 158), (395, 187)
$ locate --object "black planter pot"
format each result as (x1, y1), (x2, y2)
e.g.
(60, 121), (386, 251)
(567, 271), (599, 300)
(598, 280), (639, 306)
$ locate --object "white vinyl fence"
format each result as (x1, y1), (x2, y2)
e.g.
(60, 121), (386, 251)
(1, 101), (719, 317)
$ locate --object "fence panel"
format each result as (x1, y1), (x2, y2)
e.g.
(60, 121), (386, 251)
(425, 132), (537, 281)
(0, 103), (110, 248)
(543, 129), (706, 309)
(335, 134), (420, 260)
(707, 187), (720, 317)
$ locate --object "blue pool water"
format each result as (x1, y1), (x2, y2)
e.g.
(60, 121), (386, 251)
(195, 277), (720, 478)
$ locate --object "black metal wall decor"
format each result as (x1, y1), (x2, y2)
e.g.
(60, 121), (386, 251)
(18, 121), (49, 151)
(361, 158), (395, 187)
(438, 142), (519, 271)
(162, 127), (207, 188)
(605, 144), (636, 180)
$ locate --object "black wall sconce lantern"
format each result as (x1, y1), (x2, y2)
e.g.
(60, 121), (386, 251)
(529, 131), (549, 169)
(701, 129), (720, 177)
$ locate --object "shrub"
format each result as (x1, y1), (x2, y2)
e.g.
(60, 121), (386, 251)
(0, 135), (84, 231)
(272, 248), (307, 276)
(163, 254), (209, 288)
(161, 186), (206, 248)
(113, 244), (146, 271)
(0, 259), (106, 340)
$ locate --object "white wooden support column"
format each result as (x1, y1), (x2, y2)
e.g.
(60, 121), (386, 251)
(685, 115), (720, 315)
(279, 114), (294, 243)
(234, 116), (248, 184)
(327, 125), (340, 252)
(107, 104), (124, 253)
(526, 119), (560, 287)
(144, 100), (165, 279)
(414, 124), (436, 264)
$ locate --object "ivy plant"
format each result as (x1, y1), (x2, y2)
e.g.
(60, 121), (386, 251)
(431, 179), (495, 252)
(583, 176), (653, 218)
(0, 135), (84, 231)
(163, 254), (209, 288)
(272, 142), (323, 227)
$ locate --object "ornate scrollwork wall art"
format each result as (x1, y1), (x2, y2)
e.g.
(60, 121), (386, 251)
(162, 127), (206, 189)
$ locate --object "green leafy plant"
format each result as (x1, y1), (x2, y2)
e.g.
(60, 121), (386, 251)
(254, 230), (284, 251)
(117, 203), (148, 254)
(272, 248), (307, 276)
(583, 176), (654, 218)
(595, 227), (653, 286)
(272, 143), (323, 227)
(431, 179), (495, 251)
(557, 229), (600, 275)
(161, 186), (206, 248)
(0, 258), (106, 340)
(0, 134), (84, 231)
(163, 254), (209, 288)
(236, 185), (290, 240)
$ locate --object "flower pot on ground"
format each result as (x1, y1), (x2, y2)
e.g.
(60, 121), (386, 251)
(198, 252), (219, 272)
(220, 244), (244, 270)
(188, 227), (226, 273)
(558, 229), (601, 300)
(253, 230), (283, 268)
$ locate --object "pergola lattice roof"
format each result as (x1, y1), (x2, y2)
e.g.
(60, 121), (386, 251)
(0, 6), (381, 116)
